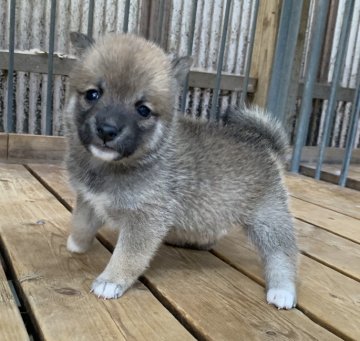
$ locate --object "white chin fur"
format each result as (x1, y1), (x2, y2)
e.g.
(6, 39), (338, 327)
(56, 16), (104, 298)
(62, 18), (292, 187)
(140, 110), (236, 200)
(89, 145), (119, 161)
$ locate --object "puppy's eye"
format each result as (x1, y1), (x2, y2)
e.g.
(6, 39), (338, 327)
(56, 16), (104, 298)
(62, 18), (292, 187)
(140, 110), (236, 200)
(137, 105), (152, 118)
(85, 89), (101, 102)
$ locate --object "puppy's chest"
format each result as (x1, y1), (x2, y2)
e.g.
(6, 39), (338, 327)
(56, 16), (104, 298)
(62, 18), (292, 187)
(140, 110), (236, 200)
(77, 178), (164, 216)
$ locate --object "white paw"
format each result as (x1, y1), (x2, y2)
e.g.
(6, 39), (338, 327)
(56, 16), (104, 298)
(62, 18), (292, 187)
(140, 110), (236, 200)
(91, 278), (125, 299)
(266, 288), (296, 310)
(67, 235), (87, 253)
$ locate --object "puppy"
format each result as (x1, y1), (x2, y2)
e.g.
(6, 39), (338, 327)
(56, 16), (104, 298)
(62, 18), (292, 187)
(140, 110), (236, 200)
(65, 32), (297, 309)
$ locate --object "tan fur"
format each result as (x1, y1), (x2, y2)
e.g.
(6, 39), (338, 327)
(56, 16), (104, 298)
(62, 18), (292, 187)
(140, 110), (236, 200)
(65, 33), (297, 309)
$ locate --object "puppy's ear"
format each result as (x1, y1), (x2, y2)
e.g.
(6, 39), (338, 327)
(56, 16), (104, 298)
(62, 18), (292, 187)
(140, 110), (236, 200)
(70, 32), (95, 54)
(171, 56), (193, 84)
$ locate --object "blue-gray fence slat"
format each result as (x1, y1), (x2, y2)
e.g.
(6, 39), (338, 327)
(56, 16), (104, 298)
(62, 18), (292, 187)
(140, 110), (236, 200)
(123, 0), (131, 33)
(240, 0), (259, 106)
(266, 0), (304, 123)
(87, 0), (95, 38)
(210, 0), (232, 121)
(290, 0), (330, 173)
(339, 72), (360, 186)
(45, 0), (57, 136)
(6, 0), (16, 133)
(181, 0), (198, 113)
(315, 0), (355, 180)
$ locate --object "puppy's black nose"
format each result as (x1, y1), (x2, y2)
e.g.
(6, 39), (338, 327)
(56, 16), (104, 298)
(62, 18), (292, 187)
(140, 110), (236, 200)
(96, 124), (118, 142)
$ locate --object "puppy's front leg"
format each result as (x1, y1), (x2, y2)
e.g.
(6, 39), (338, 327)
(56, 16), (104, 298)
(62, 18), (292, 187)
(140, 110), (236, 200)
(91, 215), (167, 299)
(67, 194), (103, 253)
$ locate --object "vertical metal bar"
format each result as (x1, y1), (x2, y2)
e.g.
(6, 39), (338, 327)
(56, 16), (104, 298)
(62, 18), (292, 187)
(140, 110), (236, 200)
(181, 0), (198, 113)
(240, 0), (259, 105)
(87, 0), (95, 38)
(123, 0), (131, 33)
(266, 0), (304, 122)
(210, 0), (232, 120)
(45, 0), (57, 135)
(156, 0), (165, 44)
(315, 0), (355, 179)
(290, 0), (330, 173)
(6, 0), (16, 133)
(339, 78), (360, 186)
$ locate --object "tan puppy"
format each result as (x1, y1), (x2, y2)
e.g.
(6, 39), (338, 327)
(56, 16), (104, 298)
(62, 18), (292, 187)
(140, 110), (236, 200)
(65, 32), (297, 309)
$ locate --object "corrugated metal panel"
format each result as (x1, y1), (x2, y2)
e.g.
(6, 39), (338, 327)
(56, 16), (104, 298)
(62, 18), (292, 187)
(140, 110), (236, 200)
(0, 0), (142, 135)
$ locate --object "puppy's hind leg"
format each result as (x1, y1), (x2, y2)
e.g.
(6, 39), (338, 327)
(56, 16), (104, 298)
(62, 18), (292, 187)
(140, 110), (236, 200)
(246, 199), (297, 310)
(67, 194), (103, 253)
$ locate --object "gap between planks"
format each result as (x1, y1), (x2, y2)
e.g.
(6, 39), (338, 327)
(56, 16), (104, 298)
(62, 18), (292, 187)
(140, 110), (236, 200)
(0, 249), (30, 341)
(25, 163), (360, 340)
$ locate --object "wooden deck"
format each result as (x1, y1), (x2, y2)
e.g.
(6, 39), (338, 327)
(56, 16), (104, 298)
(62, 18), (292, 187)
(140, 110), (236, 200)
(0, 162), (359, 340)
(300, 163), (360, 191)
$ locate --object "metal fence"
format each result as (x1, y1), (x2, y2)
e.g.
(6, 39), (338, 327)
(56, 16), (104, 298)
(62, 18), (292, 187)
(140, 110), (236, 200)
(270, 0), (360, 185)
(0, 0), (360, 187)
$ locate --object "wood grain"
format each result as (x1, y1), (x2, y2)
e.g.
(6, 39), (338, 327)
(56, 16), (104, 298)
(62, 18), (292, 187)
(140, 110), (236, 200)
(0, 163), (194, 341)
(300, 164), (360, 191)
(27, 164), (341, 340)
(286, 173), (360, 219)
(0, 134), (8, 160)
(213, 230), (360, 341)
(0, 264), (29, 340)
(250, 0), (282, 106)
(296, 146), (360, 164)
(296, 220), (360, 281)
(290, 197), (360, 244)
(8, 134), (66, 163)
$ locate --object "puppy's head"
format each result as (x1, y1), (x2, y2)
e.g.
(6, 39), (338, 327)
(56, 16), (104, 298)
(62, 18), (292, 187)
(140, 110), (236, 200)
(66, 32), (192, 163)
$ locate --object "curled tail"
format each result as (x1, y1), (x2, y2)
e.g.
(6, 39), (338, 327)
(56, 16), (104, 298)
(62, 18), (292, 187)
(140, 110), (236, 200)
(222, 105), (289, 160)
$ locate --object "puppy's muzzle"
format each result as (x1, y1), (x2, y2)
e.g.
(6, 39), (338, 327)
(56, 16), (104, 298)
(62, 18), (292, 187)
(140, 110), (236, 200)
(96, 123), (119, 143)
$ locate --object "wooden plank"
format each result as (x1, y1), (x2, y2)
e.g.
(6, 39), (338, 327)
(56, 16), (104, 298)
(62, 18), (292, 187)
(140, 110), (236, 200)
(27, 163), (341, 340)
(300, 164), (360, 191)
(0, 133), (9, 159)
(188, 70), (257, 92)
(296, 219), (360, 281)
(0, 50), (75, 76)
(0, 163), (194, 341)
(0, 264), (29, 341)
(297, 82), (355, 102)
(250, 0), (282, 106)
(8, 134), (66, 163)
(295, 146), (360, 164)
(347, 164), (360, 174)
(294, 146), (360, 164)
(143, 244), (339, 341)
(27, 163), (74, 207)
(290, 197), (360, 244)
(213, 229), (360, 341)
(285, 173), (360, 219)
